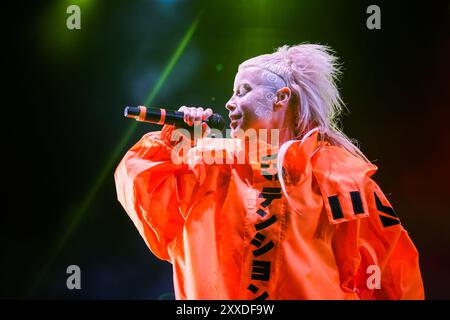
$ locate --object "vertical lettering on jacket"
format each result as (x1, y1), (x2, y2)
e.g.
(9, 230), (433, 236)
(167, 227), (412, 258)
(248, 211), (278, 299)
(251, 260), (271, 281)
(257, 187), (282, 217)
(261, 153), (278, 181)
(245, 153), (283, 300)
(247, 284), (269, 300)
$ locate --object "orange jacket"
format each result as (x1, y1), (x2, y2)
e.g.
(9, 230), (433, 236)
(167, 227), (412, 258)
(114, 125), (424, 300)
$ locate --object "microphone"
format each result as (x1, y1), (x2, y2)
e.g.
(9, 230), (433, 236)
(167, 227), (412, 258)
(124, 106), (226, 132)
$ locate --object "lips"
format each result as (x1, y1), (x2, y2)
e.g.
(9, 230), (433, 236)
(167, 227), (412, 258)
(229, 113), (242, 129)
(230, 120), (239, 129)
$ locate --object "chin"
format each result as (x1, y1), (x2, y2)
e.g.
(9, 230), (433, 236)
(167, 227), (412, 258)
(230, 128), (238, 138)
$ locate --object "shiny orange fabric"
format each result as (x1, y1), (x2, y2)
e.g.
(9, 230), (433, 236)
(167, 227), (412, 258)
(114, 125), (424, 300)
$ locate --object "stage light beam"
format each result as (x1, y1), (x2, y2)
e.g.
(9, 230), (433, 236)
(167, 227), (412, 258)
(27, 11), (203, 297)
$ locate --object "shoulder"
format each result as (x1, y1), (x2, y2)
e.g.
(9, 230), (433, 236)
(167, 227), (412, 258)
(282, 130), (378, 223)
(282, 129), (377, 186)
(312, 144), (377, 185)
(312, 144), (379, 223)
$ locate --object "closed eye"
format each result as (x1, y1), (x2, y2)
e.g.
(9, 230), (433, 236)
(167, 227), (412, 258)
(236, 84), (252, 97)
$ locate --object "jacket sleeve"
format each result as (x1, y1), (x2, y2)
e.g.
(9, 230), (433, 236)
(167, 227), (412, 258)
(331, 177), (425, 300)
(114, 125), (196, 262)
(309, 140), (424, 299)
(357, 179), (424, 299)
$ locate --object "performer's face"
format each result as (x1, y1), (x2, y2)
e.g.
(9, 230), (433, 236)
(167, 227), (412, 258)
(225, 67), (288, 136)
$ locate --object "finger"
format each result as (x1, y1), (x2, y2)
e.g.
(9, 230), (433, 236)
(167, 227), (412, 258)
(188, 107), (196, 126)
(203, 108), (213, 120)
(183, 108), (190, 124)
(178, 106), (189, 124)
(195, 108), (204, 126)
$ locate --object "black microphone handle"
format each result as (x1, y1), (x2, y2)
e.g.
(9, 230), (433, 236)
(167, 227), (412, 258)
(124, 106), (225, 132)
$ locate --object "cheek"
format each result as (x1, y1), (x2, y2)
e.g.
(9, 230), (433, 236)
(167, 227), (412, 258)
(239, 97), (258, 122)
(234, 89), (275, 130)
(240, 99), (272, 129)
(254, 92), (274, 120)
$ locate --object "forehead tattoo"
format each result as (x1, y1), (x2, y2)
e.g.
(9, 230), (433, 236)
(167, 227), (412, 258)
(260, 69), (287, 89)
(237, 66), (287, 91)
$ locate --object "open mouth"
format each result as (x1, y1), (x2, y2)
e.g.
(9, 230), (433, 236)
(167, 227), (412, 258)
(229, 113), (242, 129)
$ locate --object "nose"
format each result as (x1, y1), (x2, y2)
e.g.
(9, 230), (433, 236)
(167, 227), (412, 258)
(225, 100), (236, 112)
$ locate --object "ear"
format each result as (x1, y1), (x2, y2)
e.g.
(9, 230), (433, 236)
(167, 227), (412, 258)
(274, 87), (291, 111)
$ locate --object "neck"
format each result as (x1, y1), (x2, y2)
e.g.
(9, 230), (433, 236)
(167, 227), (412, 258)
(270, 107), (297, 145)
(259, 127), (295, 147)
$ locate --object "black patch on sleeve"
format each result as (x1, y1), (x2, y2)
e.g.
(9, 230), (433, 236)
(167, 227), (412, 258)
(374, 192), (398, 218)
(379, 215), (400, 227)
(350, 191), (364, 214)
(328, 195), (344, 219)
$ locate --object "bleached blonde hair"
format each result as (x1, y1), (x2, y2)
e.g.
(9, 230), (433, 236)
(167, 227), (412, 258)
(239, 44), (370, 204)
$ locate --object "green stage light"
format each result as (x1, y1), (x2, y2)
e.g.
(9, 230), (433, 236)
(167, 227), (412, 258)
(27, 10), (204, 297)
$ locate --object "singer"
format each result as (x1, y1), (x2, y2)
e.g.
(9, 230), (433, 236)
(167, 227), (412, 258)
(114, 44), (424, 299)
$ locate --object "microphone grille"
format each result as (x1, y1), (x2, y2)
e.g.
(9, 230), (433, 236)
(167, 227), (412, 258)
(208, 113), (226, 132)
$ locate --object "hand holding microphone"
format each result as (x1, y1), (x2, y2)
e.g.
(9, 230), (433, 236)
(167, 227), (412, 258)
(178, 106), (212, 127)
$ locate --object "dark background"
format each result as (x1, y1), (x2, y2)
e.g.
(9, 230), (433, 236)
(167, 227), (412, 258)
(2, 0), (449, 299)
